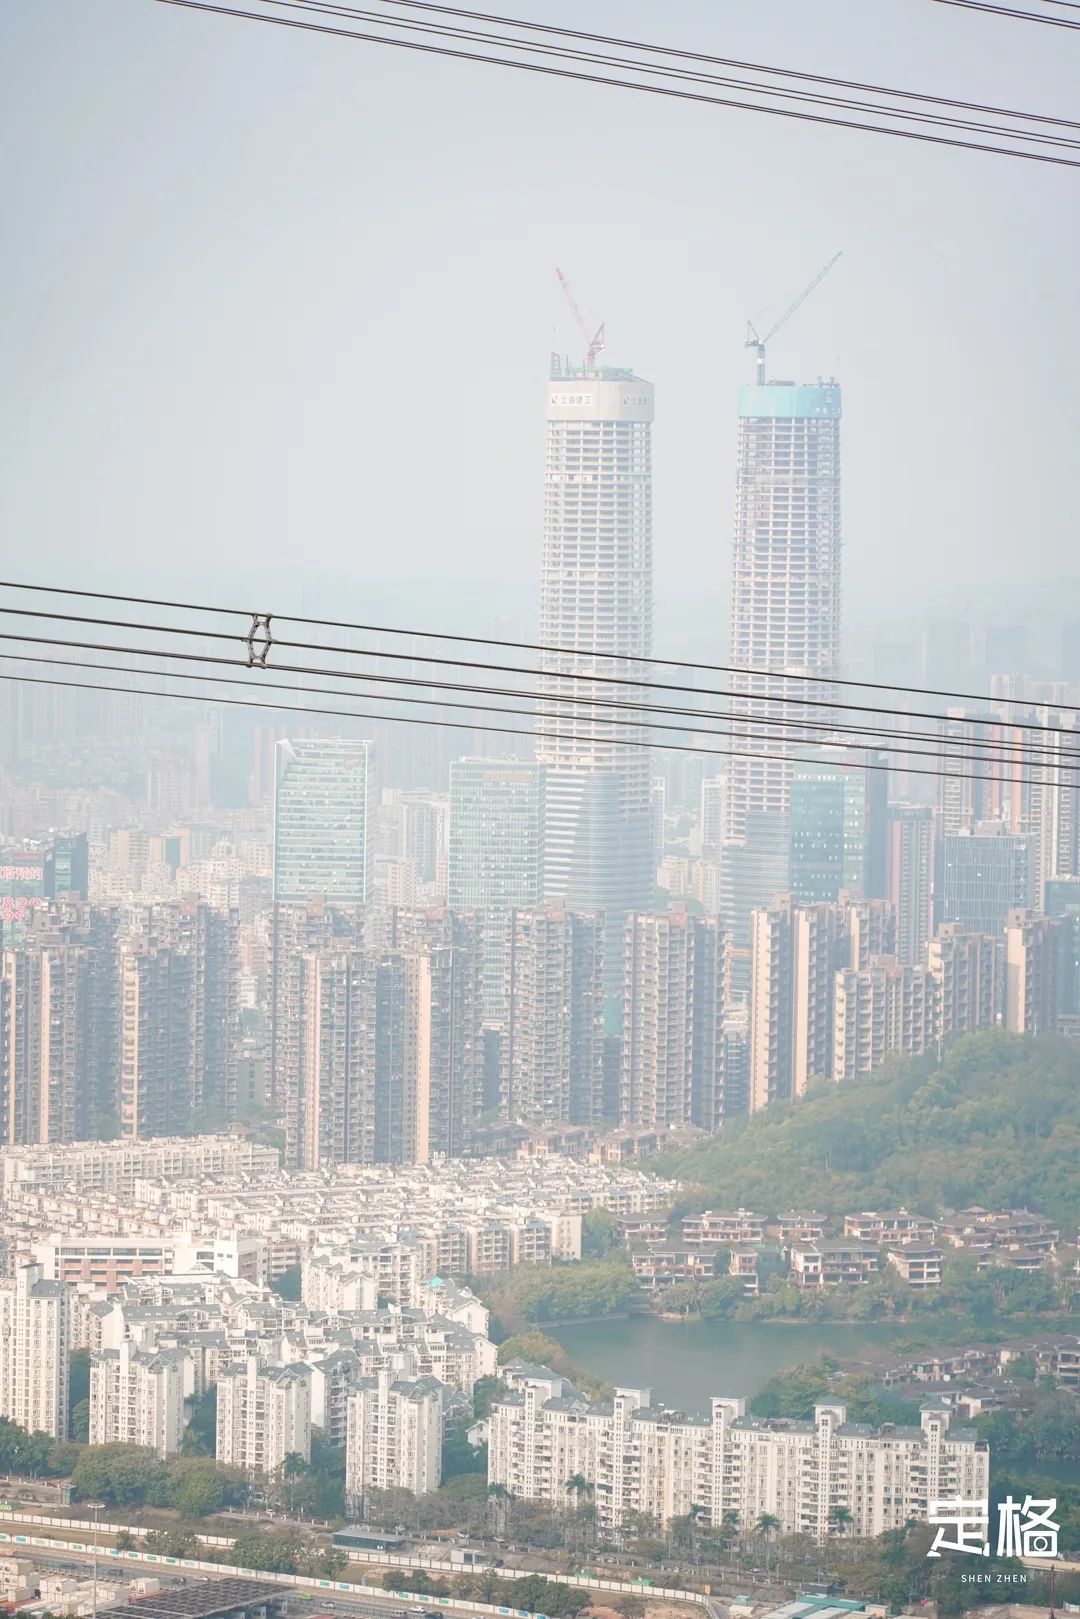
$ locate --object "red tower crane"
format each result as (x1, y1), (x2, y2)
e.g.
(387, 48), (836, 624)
(555, 268), (605, 368)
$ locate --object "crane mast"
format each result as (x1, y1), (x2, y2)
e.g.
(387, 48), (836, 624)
(555, 267), (605, 369)
(745, 251), (842, 385)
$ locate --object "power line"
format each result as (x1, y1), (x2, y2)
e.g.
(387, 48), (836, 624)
(147, 0), (1080, 167)
(933, 0), (1080, 24)
(5, 647), (1075, 777)
(4, 615), (1079, 750)
(4, 665), (1074, 790)
(3, 633), (1078, 773)
(365, 0), (1080, 124)
(3, 580), (1077, 727)
(243, 0), (1080, 149)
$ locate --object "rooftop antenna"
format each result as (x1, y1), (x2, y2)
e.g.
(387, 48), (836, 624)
(745, 251), (842, 385)
(555, 267), (605, 368)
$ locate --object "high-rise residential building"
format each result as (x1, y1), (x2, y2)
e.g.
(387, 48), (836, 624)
(449, 758), (545, 1022)
(270, 901), (365, 1160)
(844, 896), (897, 969)
(117, 939), (193, 1139)
(273, 738), (371, 905)
(886, 804), (935, 965)
(89, 1341), (186, 1458)
(0, 1264), (69, 1438)
(726, 382), (842, 842)
(1004, 909), (1062, 1035)
(1044, 875), (1080, 1021)
(832, 956), (936, 1081)
(788, 752), (887, 904)
(345, 1369), (443, 1509)
(128, 900), (240, 1125)
(699, 775), (727, 860)
(620, 911), (724, 1130)
(2, 939), (89, 1145)
(1008, 711), (1080, 907)
(296, 951), (374, 1171)
(384, 907), (483, 1156)
(928, 925), (1002, 1041)
(937, 824), (1032, 936)
(536, 362), (654, 925)
(503, 907), (604, 1125)
(749, 898), (846, 1112)
(216, 1357), (312, 1476)
(938, 711), (1010, 835)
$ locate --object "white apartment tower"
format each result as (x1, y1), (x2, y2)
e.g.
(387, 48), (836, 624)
(345, 1369), (443, 1509)
(89, 1341), (186, 1458)
(537, 360), (654, 922)
(216, 1357), (312, 1476)
(727, 382), (842, 839)
(0, 1264), (69, 1438)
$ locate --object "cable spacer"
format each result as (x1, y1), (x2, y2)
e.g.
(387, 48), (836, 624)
(246, 614), (274, 668)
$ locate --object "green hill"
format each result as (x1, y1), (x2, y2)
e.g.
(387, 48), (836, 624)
(659, 1033), (1080, 1226)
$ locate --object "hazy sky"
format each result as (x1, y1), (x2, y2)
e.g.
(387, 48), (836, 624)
(3, 0), (1079, 663)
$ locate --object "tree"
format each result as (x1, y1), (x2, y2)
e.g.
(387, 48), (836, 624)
(297, 1546), (348, 1579)
(71, 1443), (161, 1505)
(487, 1480), (513, 1535)
(165, 1459), (229, 1518)
(114, 1530), (135, 1553)
(229, 1530), (302, 1573)
(70, 1401), (90, 1446)
(181, 1387), (217, 1457)
(145, 1528), (199, 1558)
(829, 1505), (854, 1536)
(274, 1265), (303, 1302)
(581, 1209), (621, 1258)
(68, 1351), (91, 1444)
(471, 1375), (508, 1421)
(757, 1512), (781, 1570)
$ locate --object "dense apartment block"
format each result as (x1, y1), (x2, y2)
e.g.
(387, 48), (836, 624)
(89, 1340), (186, 1457)
(620, 911), (723, 1130)
(503, 907), (604, 1124)
(1005, 908), (1062, 1034)
(928, 925), (1002, 1039)
(886, 804), (935, 966)
(749, 898), (848, 1110)
(832, 956), (936, 1081)
(345, 1369), (443, 1509)
(2, 938), (89, 1144)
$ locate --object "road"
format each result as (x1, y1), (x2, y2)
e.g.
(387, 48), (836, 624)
(7, 1542), (492, 1619)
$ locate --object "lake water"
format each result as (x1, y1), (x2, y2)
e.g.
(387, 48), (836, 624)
(550, 1316), (910, 1410)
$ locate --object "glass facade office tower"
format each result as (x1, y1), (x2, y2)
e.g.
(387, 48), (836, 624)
(273, 738), (371, 905)
(788, 751), (887, 904)
(448, 758), (545, 1023)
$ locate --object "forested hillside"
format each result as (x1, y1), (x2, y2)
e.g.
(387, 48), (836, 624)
(660, 1034), (1080, 1225)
